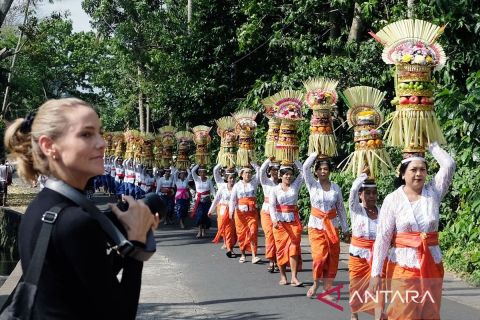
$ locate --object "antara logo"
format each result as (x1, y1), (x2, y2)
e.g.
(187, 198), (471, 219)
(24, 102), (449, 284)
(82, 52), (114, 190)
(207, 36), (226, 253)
(316, 284), (344, 311)
(349, 290), (436, 304)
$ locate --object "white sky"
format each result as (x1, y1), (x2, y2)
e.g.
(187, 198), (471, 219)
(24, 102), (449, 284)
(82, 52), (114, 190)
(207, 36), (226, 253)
(36, 0), (92, 32)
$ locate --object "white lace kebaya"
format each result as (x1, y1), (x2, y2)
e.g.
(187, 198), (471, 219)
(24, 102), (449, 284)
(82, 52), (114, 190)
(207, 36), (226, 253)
(349, 173), (379, 260)
(268, 161), (304, 222)
(228, 163), (260, 214)
(302, 153), (349, 233)
(191, 164), (216, 197)
(209, 184), (233, 217)
(370, 142), (456, 277)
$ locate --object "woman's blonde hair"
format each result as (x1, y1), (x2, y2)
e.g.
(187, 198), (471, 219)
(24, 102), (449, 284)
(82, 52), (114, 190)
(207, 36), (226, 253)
(4, 98), (93, 182)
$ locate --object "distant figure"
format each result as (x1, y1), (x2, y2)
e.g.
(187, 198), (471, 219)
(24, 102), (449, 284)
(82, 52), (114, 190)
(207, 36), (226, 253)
(0, 159), (10, 206)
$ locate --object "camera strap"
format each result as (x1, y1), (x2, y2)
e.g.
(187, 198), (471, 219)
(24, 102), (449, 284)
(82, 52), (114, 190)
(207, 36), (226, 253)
(45, 179), (154, 261)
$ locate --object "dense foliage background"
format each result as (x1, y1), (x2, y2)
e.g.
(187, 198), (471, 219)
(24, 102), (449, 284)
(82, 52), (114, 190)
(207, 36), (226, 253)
(0, 0), (478, 284)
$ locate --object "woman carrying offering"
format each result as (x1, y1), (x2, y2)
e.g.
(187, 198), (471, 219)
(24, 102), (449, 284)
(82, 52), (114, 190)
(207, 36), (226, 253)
(229, 163), (261, 264)
(269, 160), (304, 286)
(208, 168), (238, 258)
(369, 142), (455, 320)
(348, 170), (385, 320)
(191, 164), (215, 238)
(259, 158), (280, 273)
(174, 168), (191, 229)
(303, 152), (350, 299)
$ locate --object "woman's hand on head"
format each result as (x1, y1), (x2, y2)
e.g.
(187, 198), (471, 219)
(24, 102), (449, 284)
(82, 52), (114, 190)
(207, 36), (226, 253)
(109, 195), (154, 244)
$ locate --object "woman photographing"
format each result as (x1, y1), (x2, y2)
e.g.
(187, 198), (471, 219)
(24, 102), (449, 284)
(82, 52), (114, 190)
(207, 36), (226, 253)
(4, 98), (158, 319)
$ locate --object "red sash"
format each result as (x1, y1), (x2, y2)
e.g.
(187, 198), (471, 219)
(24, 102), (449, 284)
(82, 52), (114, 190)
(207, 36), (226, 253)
(311, 207), (339, 244)
(190, 191), (210, 217)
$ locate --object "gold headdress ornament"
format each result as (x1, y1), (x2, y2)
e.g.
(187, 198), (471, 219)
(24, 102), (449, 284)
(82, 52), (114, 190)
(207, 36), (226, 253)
(140, 133), (155, 167)
(159, 125), (176, 168)
(261, 96), (281, 158)
(175, 131), (194, 170)
(112, 132), (125, 158)
(303, 78), (339, 158)
(339, 86), (393, 179)
(232, 109), (258, 167)
(124, 130), (141, 160)
(370, 19), (447, 149)
(267, 90), (303, 165)
(153, 135), (162, 168)
(103, 132), (114, 156)
(215, 116), (237, 168)
(192, 125), (212, 165)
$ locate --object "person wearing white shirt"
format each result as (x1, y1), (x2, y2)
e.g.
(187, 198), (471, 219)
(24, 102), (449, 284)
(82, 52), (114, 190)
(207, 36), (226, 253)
(191, 165), (215, 238)
(348, 170), (384, 320)
(208, 168), (237, 258)
(303, 152), (350, 299)
(269, 161), (304, 286)
(174, 168), (192, 229)
(369, 142), (455, 320)
(259, 158), (280, 272)
(155, 167), (176, 225)
(229, 163), (261, 264)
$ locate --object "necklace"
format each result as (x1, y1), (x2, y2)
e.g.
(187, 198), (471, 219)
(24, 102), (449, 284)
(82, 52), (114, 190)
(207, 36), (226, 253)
(365, 207), (378, 219)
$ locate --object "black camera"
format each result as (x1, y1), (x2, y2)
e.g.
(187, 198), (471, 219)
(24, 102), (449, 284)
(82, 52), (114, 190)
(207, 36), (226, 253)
(99, 193), (167, 260)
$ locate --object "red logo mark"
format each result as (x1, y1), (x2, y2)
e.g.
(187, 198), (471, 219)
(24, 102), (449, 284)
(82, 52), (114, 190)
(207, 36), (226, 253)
(316, 284), (344, 311)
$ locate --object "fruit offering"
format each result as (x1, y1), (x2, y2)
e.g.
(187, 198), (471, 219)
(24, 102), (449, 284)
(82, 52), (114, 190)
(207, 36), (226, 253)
(370, 19), (447, 148)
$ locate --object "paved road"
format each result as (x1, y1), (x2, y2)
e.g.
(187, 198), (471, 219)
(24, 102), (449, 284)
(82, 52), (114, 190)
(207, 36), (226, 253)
(136, 225), (480, 320)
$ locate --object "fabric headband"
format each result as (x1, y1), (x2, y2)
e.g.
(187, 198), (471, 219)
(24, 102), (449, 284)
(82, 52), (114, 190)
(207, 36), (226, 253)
(279, 165), (293, 171)
(361, 183), (377, 188)
(400, 156), (426, 165)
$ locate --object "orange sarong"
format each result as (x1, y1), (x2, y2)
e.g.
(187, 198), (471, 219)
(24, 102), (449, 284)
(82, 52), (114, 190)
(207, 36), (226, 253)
(348, 239), (387, 315)
(234, 197), (258, 254)
(386, 260), (444, 320)
(272, 205), (302, 267)
(260, 198), (276, 260)
(385, 231), (443, 320)
(308, 226), (340, 281)
(212, 204), (237, 251)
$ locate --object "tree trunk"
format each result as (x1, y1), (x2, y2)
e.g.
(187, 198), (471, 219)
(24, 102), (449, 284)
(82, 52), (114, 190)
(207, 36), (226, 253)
(187, 0), (192, 32)
(1, 0), (30, 118)
(146, 103), (150, 133)
(407, 0), (414, 18)
(329, 6), (340, 55)
(0, 0), (14, 28)
(137, 65), (145, 133)
(347, 2), (363, 43)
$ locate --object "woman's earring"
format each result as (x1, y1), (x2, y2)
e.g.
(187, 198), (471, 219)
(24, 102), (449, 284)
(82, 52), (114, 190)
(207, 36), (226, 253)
(52, 154), (57, 160)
